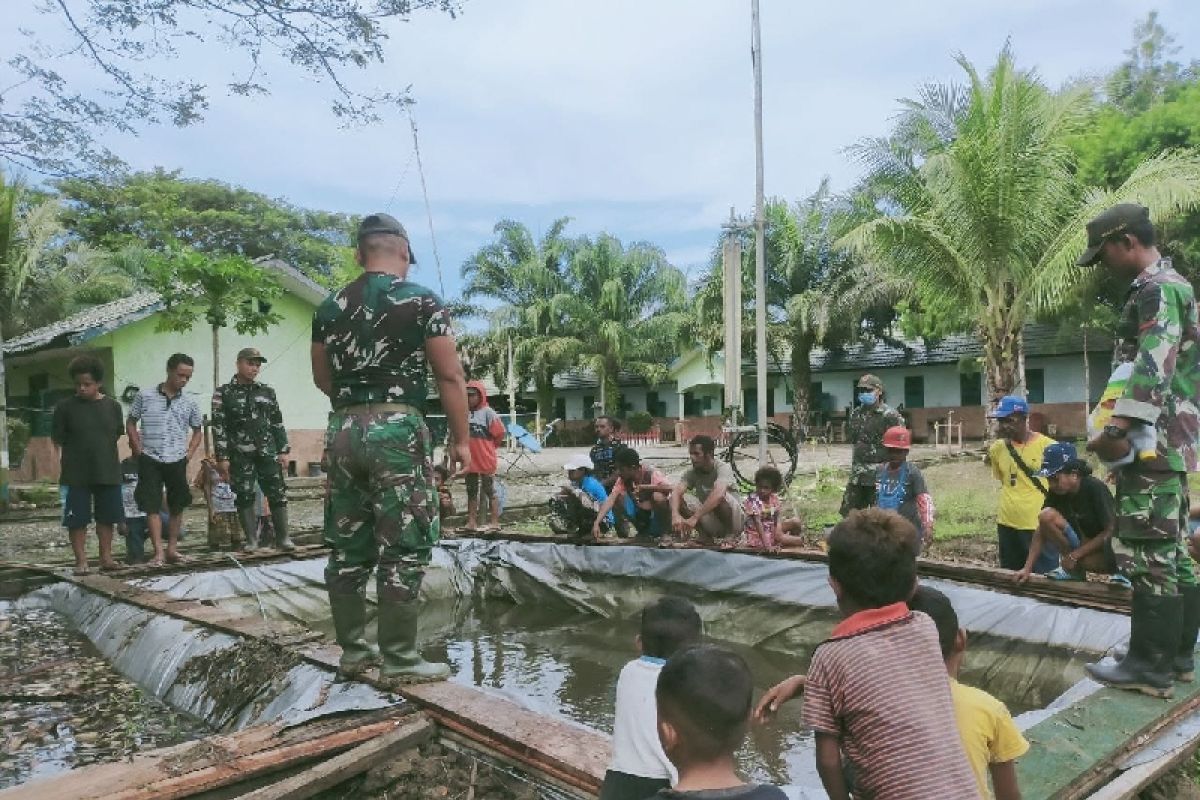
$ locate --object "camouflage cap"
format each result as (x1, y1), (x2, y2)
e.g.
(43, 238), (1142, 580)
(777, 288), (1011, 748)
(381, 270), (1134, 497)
(357, 212), (418, 264)
(857, 374), (884, 390)
(236, 346), (267, 363)
(1077, 203), (1151, 267)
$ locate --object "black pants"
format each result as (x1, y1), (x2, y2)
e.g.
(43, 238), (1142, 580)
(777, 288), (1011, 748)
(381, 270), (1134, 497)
(135, 455), (191, 515)
(598, 770), (669, 800)
(840, 482), (876, 518)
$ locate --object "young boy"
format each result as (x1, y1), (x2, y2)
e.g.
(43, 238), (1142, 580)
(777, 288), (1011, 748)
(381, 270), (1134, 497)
(654, 645), (786, 799)
(756, 509), (977, 799)
(196, 458), (242, 551)
(119, 455), (148, 565)
(873, 426), (934, 554)
(600, 596), (702, 800)
(52, 355), (125, 575)
(592, 447), (673, 540)
(551, 454), (612, 538)
(463, 380), (505, 532)
(908, 586), (1028, 800)
(433, 464), (456, 523)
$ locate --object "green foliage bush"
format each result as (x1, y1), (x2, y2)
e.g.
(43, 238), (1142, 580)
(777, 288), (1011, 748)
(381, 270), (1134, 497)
(626, 411), (653, 434)
(6, 417), (30, 468)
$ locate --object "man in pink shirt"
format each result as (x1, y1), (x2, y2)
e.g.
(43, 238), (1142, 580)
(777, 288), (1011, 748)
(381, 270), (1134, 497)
(592, 447), (673, 540)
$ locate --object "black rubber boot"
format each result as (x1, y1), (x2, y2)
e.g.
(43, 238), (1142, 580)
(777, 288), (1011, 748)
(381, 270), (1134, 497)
(327, 587), (379, 681)
(272, 505), (295, 551)
(377, 579), (451, 686)
(238, 506), (259, 551)
(1087, 591), (1180, 699)
(1175, 585), (1200, 682)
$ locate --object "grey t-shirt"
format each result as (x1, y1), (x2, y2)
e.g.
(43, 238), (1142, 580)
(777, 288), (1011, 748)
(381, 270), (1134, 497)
(681, 460), (737, 501)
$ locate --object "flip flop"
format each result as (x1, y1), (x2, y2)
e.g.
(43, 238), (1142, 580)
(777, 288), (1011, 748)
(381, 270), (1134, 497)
(453, 526), (479, 535)
(98, 561), (122, 572)
(483, 525), (502, 534)
(164, 553), (192, 565)
(72, 566), (91, 576)
(146, 558), (165, 568)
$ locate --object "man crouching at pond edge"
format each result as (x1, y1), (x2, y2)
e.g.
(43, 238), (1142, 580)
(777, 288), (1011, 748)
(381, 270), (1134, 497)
(311, 212), (471, 686)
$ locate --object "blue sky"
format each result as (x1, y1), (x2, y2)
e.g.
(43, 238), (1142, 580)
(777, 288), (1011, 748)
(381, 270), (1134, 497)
(4, 0), (1199, 303)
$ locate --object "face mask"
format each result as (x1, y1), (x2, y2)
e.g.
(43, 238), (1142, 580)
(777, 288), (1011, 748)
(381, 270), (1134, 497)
(857, 392), (876, 406)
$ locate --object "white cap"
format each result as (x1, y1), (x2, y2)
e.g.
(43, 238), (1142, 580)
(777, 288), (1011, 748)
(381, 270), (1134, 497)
(563, 454), (594, 472)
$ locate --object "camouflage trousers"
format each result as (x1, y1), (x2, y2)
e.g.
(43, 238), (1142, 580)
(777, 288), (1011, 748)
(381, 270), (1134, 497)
(1112, 470), (1198, 596)
(229, 450), (287, 511)
(323, 410), (439, 602)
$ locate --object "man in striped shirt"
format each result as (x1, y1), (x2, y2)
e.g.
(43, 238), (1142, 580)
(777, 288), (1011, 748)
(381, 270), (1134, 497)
(756, 509), (978, 800)
(126, 353), (203, 566)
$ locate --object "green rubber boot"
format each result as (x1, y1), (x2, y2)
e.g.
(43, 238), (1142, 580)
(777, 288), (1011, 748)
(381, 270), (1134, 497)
(1174, 585), (1200, 682)
(327, 589), (380, 680)
(377, 595), (451, 686)
(238, 506), (259, 551)
(272, 505), (295, 552)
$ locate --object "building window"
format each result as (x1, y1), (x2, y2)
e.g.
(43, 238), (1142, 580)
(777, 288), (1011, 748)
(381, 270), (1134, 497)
(583, 395), (595, 420)
(1027, 369), (1045, 404)
(29, 374), (49, 407)
(903, 376), (925, 409)
(683, 391), (699, 416)
(646, 390), (666, 417)
(554, 397), (566, 421)
(959, 372), (982, 407)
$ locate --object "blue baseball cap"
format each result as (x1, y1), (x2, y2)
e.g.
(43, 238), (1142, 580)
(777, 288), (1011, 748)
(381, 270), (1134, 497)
(988, 395), (1030, 419)
(1036, 442), (1079, 477)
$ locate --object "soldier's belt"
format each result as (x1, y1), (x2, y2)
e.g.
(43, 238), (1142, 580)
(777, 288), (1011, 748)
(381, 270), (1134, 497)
(338, 402), (423, 417)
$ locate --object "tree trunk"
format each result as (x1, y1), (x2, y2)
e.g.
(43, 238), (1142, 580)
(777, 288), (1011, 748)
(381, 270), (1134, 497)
(536, 373), (555, 426)
(982, 320), (1023, 399)
(790, 330), (816, 435)
(212, 324), (221, 393)
(0, 318), (9, 507)
(605, 359), (621, 419)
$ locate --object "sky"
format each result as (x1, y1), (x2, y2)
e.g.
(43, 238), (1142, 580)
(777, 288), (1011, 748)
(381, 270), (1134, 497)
(4, 0), (1200, 302)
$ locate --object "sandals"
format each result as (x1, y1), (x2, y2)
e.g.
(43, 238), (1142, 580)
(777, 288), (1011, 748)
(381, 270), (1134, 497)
(1044, 567), (1084, 581)
(146, 558), (165, 568)
(72, 566), (91, 576)
(1109, 574), (1133, 589)
(165, 553), (192, 565)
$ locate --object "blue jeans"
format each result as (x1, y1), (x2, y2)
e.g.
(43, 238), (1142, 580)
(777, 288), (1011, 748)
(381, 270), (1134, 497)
(998, 524), (1058, 573)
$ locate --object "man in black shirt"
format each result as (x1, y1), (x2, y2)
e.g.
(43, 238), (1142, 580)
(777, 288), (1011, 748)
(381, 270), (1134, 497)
(52, 355), (125, 575)
(1014, 442), (1123, 584)
(589, 415), (623, 489)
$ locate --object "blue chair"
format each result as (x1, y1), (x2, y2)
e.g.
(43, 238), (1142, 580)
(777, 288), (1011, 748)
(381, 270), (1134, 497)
(504, 422), (541, 474)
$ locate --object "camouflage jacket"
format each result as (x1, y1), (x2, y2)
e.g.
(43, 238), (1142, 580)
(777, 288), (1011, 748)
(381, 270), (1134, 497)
(211, 378), (288, 460)
(311, 274), (452, 412)
(1112, 258), (1200, 473)
(848, 402), (905, 485)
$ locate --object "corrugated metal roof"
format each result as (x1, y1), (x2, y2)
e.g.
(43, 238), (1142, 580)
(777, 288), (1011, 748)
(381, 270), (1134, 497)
(3, 292), (163, 356)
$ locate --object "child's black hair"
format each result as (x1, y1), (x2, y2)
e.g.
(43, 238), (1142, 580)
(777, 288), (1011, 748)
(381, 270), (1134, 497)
(753, 465), (783, 493)
(614, 446), (641, 469)
(688, 435), (716, 456)
(640, 595), (702, 658)
(68, 354), (105, 383)
(828, 508), (919, 609)
(907, 584), (958, 660)
(656, 645), (753, 763)
(432, 464), (450, 480)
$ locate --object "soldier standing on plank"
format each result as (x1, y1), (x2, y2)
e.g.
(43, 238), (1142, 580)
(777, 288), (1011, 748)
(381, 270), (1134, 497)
(840, 374), (904, 517)
(211, 347), (292, 551)
(312, 212), (470, 685)
(1079, 203), (1200, 698)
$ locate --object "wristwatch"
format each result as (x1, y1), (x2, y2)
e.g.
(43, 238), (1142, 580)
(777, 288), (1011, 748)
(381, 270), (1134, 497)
(1103, 424), (1128, 439)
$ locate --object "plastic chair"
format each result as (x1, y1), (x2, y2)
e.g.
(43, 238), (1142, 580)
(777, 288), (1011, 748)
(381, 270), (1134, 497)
(504, 422), (542, 475)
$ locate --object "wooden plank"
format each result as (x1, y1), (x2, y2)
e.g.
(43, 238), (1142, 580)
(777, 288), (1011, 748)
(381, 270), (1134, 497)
(238, 716), (433, 800)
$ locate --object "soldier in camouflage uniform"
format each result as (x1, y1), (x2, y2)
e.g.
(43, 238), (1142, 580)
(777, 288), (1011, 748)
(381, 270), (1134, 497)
(840, 374), (904, 517)
(311, 212), (470, 685)
(1079, 204), (1200, 698)
(212, 347), (292, 551)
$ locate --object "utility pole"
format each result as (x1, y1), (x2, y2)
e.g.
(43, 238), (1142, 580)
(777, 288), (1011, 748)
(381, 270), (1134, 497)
(721, 208), (743, 423)
(507, 335), (518, 450)
(0, 322), (8, 507)
(751, 0), (768, 462)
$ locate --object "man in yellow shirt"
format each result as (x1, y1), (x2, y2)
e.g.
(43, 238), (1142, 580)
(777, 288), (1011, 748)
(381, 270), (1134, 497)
(909, 586), (1029, 800)
(987, 395), (1056, 572)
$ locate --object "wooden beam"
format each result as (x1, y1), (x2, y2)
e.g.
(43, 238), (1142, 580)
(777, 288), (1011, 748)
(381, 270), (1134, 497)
(237, 716), (433, 800)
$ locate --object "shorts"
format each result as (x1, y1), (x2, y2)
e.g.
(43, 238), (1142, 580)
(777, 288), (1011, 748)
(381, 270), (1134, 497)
(465, 473), (496, 502)
(998, 524), (1057, 573)
(62, 485), (123, 528)
(134, 455), (191, 515)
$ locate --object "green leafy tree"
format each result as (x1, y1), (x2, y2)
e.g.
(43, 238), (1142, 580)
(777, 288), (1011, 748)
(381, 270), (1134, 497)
(3, 0), (460, 174)
(1104, 11), (1198, 114)
(146, 249), (284, 390)
(562, 234), (688, 414)
(461, 219), (582, 422)
(842, 46), (1200, 398)
(55, 169), (354, 279)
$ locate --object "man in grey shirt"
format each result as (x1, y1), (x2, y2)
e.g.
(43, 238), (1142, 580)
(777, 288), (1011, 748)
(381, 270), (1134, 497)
(126, 353), (203, 566)
(670, 435), (744, 545)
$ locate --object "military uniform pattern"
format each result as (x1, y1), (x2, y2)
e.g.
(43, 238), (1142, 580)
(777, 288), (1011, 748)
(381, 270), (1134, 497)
(1110, 259), (1200, 596)
(310, 273), (452, 412)
(841, 402), (904, 516)
(211, 379), (289, 510)
(323, 411), (439, 601)
(1112, 259), (1200, 473)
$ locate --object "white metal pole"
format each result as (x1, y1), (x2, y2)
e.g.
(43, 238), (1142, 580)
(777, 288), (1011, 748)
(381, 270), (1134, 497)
(751, 0), (768, 462)
(722, 210), (743, 422)
(507, 336), (518, 451)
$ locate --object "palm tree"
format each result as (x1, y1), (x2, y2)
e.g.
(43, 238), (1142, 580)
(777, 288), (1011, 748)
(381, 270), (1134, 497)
(461, 218), (582, 422)
(842, 45), (1200, 397)
(562, 234), (689, 414)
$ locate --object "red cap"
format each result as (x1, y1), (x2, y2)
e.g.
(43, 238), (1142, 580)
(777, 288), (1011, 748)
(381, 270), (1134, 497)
(882, 426), (911, 449)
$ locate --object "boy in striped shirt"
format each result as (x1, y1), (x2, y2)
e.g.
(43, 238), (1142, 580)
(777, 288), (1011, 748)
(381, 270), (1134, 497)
(756, 509), (977, 799)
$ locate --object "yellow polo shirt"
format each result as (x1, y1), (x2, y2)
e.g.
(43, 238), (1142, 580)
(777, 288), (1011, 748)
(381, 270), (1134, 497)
(951, 679), (1029, 800)
(988, 433), (1053, 530)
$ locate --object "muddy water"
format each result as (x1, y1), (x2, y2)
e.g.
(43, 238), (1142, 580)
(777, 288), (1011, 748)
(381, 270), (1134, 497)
(0, 602), (210, 790)
(305, 594), (1089, 787)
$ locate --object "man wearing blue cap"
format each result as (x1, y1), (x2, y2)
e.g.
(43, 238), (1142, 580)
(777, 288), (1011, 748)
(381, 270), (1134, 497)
(987, 396), (1055, 572)
(1013, 442), (1124, 586)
